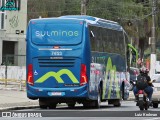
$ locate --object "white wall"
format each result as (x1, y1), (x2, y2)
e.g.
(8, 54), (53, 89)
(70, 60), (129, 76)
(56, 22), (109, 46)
(6, 0), (27, 35)
(0, 39), (2, 64)
(156, 61), (160, 73)
(0, 66), (26, 80)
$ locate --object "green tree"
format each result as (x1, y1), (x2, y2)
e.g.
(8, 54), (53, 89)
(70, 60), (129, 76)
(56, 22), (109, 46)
(27, 0), (160, 60)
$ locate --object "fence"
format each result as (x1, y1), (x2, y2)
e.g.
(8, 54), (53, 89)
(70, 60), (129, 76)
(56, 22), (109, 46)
(0, 54), (26, 91)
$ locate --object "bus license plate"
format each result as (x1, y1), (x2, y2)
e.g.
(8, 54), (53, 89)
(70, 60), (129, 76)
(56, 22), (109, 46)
(52, 92), (62, 96)
(48, 92), (65, 96)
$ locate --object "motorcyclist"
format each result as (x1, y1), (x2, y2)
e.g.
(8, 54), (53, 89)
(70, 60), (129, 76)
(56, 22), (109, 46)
(133, 67), (153, 105)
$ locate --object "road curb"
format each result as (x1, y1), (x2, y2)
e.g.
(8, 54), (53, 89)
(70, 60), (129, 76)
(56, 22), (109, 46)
(0, 103), (67, 111)
(0, 105), (39, 111)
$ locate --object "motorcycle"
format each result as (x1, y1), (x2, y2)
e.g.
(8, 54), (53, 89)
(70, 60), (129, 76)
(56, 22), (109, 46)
(136, 89), (149, 110)
(134, 68), (154, 111)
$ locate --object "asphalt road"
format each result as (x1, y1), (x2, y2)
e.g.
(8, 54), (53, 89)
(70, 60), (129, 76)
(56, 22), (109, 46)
(21, 101), (159, 111)
(1, 101), (160, 120)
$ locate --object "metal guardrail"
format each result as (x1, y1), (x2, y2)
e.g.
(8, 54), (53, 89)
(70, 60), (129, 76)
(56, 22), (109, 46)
(0, 79), (26, 91)
(0, 54), (26, 91)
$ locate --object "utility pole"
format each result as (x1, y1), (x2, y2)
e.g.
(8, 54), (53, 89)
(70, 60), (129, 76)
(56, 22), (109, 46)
(81, 0), (89, 15)
(151, 0), (156, 54)
(150, 0), (157, 77)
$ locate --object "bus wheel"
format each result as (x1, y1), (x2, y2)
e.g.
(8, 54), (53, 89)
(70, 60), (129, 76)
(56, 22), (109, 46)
(83, 101), (92, 109)
(48, 103), (57, 109)
(95, 88), (101, 108)
(113, 99), (121, 107)
(39, 99), (48, 109)
(67, 102), (76, 108)
(40, 105), (48, 109)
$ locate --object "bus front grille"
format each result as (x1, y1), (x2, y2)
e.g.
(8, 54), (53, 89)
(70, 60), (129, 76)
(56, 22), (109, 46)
(38, 57), (75, 67)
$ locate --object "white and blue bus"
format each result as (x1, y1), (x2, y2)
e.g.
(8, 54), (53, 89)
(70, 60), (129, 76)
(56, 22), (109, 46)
(26, 15), (134, 109)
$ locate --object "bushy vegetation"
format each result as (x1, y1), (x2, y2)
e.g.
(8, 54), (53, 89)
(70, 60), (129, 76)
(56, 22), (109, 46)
(27, 0), (160, 60)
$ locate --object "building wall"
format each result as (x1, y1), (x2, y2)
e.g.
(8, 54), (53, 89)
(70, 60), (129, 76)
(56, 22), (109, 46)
(0, 0), (27, 66)
(0, 38), (2, 64)
(6, 0), (27, 35)
(0, 66), (26, 80)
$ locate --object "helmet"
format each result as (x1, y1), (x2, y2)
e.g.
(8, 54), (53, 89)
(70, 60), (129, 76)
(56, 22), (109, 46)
(139, 68), (145, 73)
(139, 67), (149, 74)
(145, 68), (149, 73)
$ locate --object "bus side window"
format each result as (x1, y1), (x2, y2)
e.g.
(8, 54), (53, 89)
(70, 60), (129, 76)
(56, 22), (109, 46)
(114, 31), (119, 53)
(99, 28), (103, 52)
(127, 47), (130, 63)
(110, 30), (114, 53)
(121, 32), (125, 56)
(95, 27), (100, 52)
(101, 28), (106, 52)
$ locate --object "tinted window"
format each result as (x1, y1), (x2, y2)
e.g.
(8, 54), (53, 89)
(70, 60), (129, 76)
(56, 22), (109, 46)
(89, 25), (125, 55)
(89, 26), (103, 52)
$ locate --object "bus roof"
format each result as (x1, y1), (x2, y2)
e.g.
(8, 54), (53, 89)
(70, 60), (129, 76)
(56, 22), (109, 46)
(59, 15), (123, 31)
(29, 15), (123, 31)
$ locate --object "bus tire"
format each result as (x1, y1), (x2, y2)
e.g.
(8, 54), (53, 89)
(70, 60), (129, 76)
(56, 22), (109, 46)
(48, 103), (57, 109)
(94, 88), (101, 108)
(122, 81), (125, 100)
(113, 99), (121, 107)
(83, 101), (93, 109)
(39, 99), (48, 109)
(40, 105), (48, 109)
(67, 102), (76, 108)
(83, 104), (90, 109)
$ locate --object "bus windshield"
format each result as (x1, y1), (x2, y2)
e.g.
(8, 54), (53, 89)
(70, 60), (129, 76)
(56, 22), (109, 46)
(31, 23), (83, 45)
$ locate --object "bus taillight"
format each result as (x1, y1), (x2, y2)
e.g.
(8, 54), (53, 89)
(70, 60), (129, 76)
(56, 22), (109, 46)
(27, 64), (34, 86)
(80, 64), (88, 86)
